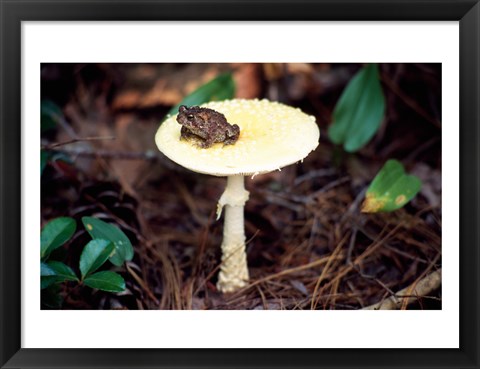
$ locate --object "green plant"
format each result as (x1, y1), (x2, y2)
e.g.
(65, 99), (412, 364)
(327, 64), (422, 211)
(361, 159), (421, 213)
(328, 64), (386, 153)
(41, 216), (133, 307)
(164, 72), (236, 120)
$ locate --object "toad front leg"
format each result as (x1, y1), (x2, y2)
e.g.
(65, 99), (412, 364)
(224, 124), (240, 146)
(180, 126), (196, 141)
(201, 136), (216, 149)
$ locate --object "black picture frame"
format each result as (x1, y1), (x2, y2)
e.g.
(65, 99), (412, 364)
(1, 1), (479, 368)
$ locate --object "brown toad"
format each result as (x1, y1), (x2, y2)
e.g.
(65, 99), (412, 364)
(176, 105), (240, 148)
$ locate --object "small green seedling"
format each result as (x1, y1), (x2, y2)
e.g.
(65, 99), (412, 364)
(328, 64), (386, 152)
(361, 159), (421, 213)
(164, 72), (235, 120)
(41, 216), (132, 307)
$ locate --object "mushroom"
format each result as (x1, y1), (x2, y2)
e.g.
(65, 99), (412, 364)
(155, 99), (319, 293)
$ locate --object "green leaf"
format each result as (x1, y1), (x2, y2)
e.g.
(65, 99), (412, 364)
(41, 261), (78, 289)
(79, 239), (115, 279)
(47, 261), (78, 282)
(41, 262), (58, 289)
(41, 217), (77, 259)
(81, 217), (133, 266)
(83, 271), (126, 292)
(41, 100), (62, 132)
(41, 262), (56, 276)
(328, 64), (386, 152)
(361, 159), (422, 213)
(164, 73), (235, 120)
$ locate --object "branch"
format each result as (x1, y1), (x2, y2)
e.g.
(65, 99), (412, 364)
(43, 146), (160, 161)
(363, 269), (441, 310)
(42, 136), (116, 150)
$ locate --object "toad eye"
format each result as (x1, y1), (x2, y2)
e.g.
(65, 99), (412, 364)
(187, 114), (194, 120)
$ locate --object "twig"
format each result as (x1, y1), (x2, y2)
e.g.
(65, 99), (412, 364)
(42, 136), (116, 149)
(43, 147), (160, 161)
(363, 269), (441, 310)
(52, 112), (80, 140)
(345, 227), (358, 265)
(256, 285), (268, 310)
(311, 234), (347, 310)
(126, 262), (160, 306)
(263, 193), (304, 212)
(232, 253), (345, 297)
(342, 187), (367, 220)
(399, 253), (440, 310)
(347, 226), (397, 298)
(307, 176), (350, 202)
(317, 223), (403, 296)
(354, 266), (397, 299)
(292, 168), (337, 187)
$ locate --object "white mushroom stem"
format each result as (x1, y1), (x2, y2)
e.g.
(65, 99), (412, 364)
(216, 175), (250, 293)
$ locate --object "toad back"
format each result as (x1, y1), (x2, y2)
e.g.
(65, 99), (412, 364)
(176, 105), (240, 148)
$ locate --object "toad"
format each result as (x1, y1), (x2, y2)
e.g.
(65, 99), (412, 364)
(176, 105), (240, 148)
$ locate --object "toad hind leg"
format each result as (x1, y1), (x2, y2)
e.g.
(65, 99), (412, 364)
(201, 137), (215, 149)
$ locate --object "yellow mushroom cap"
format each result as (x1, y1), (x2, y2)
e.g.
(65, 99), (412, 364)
(155, 99), (320, 177)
